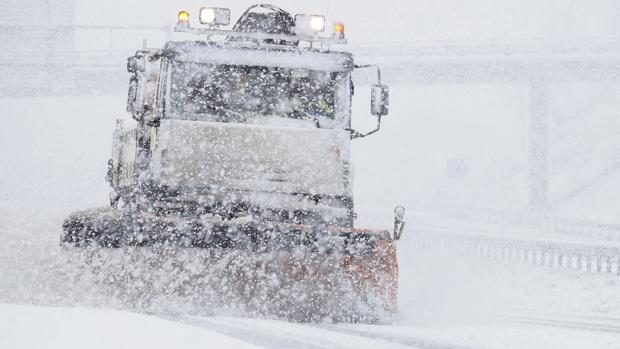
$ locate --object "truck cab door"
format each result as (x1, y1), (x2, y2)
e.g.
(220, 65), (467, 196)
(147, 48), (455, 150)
(109, 120), (139, 203)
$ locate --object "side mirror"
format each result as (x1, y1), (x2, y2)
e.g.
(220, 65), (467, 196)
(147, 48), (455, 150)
(349, 64), (389, 139)
(371, 84), (389, 116)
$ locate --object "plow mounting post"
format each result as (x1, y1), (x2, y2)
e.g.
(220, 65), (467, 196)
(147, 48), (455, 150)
(393, 206), (406, 240)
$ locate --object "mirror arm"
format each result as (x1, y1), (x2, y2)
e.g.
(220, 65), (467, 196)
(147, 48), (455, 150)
(353, 64), (382, 85)
(346, 115), (382, 139)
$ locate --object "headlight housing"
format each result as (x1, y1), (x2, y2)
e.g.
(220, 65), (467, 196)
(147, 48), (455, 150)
(294, 14), (325, 36)
(199, 7), (231, 26)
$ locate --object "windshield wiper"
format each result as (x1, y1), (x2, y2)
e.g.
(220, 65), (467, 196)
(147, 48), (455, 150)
(287, 109), (322, 128)
(300, 110), (322, 128)
(214, 105), (245, 122)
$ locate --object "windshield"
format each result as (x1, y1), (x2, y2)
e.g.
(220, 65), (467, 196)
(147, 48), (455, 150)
(166, 61), (342, 126)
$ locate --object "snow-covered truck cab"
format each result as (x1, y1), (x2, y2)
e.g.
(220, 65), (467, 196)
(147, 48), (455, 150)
(113, 5), (392, 229)
(67, 5), (405, 322)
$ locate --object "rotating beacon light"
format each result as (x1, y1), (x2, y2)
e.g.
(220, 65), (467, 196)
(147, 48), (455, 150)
(177, 10), (190, 26)
(333, 22), (345, 39)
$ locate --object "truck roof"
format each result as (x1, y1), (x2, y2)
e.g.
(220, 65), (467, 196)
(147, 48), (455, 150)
(163, 40), (354, 73)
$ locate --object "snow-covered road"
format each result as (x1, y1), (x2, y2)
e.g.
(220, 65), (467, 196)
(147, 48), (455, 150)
(3, 302), (620, 349)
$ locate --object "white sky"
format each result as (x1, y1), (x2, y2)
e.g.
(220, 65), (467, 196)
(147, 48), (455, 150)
(74, 0), (620, 43)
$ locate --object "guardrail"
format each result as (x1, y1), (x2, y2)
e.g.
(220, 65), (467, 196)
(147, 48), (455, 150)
(0, 24), (169, 67)
(408, 202), (620, 242)
(413, 227), (620, 275)
(3, 25), (620, 93)
(464, 209), (620, 242)
(349, 37), (620, 59)
(3, 23), (619, 67)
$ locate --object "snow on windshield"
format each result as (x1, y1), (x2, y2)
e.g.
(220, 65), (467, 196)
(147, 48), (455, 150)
(168, 61), (341, 124)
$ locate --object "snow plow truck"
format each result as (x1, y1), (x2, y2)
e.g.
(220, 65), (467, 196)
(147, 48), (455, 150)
(61, 4), (406, 322)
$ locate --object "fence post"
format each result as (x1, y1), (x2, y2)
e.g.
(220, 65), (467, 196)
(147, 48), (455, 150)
(606, 256), (613, 274)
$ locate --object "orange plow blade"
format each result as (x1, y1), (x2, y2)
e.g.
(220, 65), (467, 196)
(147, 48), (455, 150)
(62, 211), (399, 322)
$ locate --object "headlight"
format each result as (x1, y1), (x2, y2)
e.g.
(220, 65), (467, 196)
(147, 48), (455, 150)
(309, 16), (325, 32)
(199, 8), (216, 24)
(294, 14), (326, 36)
(199, 7), (231, 26)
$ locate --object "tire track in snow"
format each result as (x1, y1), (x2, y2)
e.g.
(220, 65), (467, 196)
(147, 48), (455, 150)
(503, 312), (620, 333)
(174, 315), (419, 349)
(175, 316), (324, 349)
(319, 324), (479, 349)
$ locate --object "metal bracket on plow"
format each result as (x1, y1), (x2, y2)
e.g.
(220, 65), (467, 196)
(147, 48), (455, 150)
(393, 206), (406, 240)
